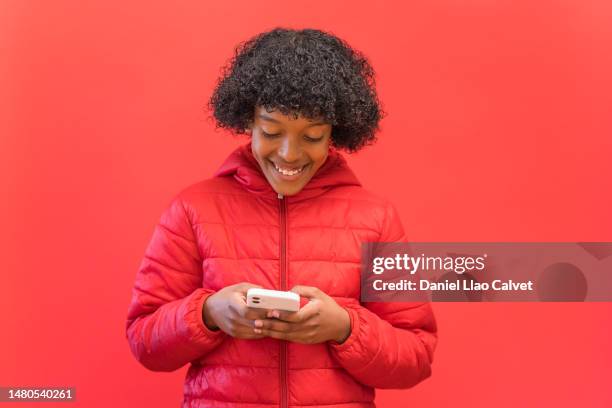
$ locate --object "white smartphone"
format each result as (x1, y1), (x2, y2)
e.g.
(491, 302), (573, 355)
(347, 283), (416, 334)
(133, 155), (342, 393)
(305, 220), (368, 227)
(246, 288), (300, 312)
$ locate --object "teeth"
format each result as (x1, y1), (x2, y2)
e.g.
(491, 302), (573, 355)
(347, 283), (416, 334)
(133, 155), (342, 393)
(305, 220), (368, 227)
(273, 163), (305, 176)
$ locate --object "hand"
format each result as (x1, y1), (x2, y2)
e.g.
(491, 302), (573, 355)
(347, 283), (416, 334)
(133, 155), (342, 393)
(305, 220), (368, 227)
(252, 285), (351, 345)
(203, 282), (269, 339)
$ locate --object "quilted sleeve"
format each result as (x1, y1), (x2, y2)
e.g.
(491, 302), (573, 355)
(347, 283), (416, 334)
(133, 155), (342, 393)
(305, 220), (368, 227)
(125, 196), (225, 372)
(329, 202), (438, 389)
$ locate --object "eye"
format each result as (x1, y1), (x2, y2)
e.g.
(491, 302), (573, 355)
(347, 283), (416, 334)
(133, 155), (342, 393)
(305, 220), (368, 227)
(304, 135), (324, 143)
(261, 130), (281, 138)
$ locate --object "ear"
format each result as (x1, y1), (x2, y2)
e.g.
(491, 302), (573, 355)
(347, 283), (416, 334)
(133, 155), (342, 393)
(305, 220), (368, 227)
(245, 122), (253, 135)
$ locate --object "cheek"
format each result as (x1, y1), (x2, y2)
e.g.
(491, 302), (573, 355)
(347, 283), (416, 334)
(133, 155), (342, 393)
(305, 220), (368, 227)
(311, 144), (330, 168)
(251, 135), (272, 160)
(251, 134), (262, 152)
(314, 154), (328, 168)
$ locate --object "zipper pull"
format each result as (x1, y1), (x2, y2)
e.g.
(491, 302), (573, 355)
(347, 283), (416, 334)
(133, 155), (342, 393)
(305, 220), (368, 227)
(277, 193), (284, 199)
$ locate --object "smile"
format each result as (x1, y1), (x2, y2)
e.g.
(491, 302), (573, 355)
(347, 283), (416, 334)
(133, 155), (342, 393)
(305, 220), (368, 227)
(271, 162), (307, 177)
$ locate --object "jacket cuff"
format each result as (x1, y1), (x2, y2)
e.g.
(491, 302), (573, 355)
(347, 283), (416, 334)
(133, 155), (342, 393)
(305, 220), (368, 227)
(329, 306), (361, 356)
(186, 288), (226, 345)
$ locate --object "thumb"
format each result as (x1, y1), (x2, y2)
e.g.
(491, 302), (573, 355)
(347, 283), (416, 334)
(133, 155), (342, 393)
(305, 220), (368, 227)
(235, 282), (262, 294)
(290, 285), (321, 299)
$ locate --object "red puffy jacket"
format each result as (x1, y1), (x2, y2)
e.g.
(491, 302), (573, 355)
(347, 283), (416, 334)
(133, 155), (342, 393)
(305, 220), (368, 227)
(126, 144), (437, 407)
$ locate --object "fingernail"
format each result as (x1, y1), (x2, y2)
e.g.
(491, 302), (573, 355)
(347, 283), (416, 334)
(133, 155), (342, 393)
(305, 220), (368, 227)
(254, 328), (262, 334)
(254, 320), (263, 328)
(272, 311), (280, 319)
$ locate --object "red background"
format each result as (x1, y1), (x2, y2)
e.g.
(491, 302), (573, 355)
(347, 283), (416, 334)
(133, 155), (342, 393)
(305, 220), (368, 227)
(2, 0), (611, 406)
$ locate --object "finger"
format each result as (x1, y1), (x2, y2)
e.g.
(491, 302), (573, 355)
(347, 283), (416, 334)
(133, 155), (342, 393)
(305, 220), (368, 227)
(270, 309), (300, 322)
(227, 314), (268, 339)
(289, 285), (321, 299)
(221, 317), (263, 339)
(267, 309), (298, 319)
(235, 282), (263, 294)
(275, 300), (321, 323)
(227, 289), (252, 311)
(266, 310), (280, 319)
(259, 327), (319, 344)
(257, 328), (290, 341)
(231, 300), (267, 319)
(231, 314), (258, 329)
(244, 307), (271, 320)
(234, 329), (267, 340)
(253, 318), (294, 332)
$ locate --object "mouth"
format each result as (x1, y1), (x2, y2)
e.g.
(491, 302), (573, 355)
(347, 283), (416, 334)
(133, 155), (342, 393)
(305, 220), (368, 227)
(269, 160), (309, 179)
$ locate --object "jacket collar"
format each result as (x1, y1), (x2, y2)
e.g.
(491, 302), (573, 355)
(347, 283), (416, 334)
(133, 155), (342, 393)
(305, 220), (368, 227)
(214, 143), (361, 202)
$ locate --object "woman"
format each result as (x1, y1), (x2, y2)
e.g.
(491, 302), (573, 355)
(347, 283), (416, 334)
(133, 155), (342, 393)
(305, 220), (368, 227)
(126, 28), (437, 407)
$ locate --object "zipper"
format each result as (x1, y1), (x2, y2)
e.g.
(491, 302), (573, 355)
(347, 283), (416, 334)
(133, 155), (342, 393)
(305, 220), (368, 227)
(278, 192), (289, 408)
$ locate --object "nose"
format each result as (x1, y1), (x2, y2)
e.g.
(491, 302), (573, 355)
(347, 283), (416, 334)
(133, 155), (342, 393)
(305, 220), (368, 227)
(278, 136), (301, 163)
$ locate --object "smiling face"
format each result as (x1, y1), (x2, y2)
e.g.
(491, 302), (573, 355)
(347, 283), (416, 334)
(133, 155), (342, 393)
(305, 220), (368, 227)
(249, 106), (332, 196)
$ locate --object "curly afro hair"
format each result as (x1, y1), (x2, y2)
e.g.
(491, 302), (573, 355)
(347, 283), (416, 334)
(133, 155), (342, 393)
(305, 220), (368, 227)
(208, 28), (384, 152)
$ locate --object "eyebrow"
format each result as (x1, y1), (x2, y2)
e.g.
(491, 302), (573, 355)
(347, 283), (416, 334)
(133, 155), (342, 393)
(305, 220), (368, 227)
(258, 114), (327, 128)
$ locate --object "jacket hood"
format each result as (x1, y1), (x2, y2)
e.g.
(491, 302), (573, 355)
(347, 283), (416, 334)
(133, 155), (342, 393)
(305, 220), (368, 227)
(214, 143), (361, 201)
